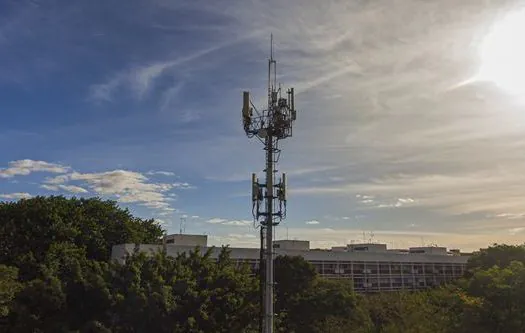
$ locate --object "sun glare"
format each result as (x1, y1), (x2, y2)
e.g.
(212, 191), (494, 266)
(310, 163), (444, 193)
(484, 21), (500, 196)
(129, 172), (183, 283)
(479, 9), (525, 94)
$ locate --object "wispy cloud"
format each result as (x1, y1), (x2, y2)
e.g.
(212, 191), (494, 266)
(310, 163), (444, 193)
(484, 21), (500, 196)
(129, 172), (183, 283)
(206, 217), (252, 227)
(146, 171), (176, 177)
(40, 184), (88, 194)
(0, 192), (32, 200)
(508, 227), (525, 235)
(376, 197), (416, 209)
(491, 213), (525, 220)
(67, 170), (178, 212)
(0, 160), (69, 178)
(305, 220), (320, 225)
(207, 218), (228, 224)
(89, 31), (263, 103)
(223, 220), (251, 226)
(0, 160), (190, 214)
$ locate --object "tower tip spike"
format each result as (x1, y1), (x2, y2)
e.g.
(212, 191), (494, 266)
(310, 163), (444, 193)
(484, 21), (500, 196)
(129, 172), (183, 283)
(270, 34), (273, 61)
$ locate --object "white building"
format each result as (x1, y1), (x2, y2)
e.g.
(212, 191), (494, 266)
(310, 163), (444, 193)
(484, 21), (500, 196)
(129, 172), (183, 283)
(111, 234), (470, 293)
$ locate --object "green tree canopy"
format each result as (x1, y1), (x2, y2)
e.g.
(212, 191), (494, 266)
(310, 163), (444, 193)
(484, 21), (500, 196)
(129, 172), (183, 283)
(467, 243), (525, 272)
(0, 196), (163, 280)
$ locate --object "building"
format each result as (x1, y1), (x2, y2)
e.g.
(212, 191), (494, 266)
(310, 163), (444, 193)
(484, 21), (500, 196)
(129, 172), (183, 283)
(163, 233), (207, 246)
(111, 234), (470, 293)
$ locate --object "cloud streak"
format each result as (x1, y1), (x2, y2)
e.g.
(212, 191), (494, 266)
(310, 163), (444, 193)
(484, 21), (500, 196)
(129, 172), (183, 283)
(305, 220), (320, 225)
(41, 184), (88, 194)
(0, 160), (191, 214)
(206, 217), (252, 227)
(0, 192), (32, 200)
(0, 160), (69, 178)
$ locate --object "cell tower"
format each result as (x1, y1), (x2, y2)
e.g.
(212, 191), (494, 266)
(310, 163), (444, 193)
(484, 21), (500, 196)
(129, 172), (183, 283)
(242, 35), (297, 333)
(242, 36), (297, 333)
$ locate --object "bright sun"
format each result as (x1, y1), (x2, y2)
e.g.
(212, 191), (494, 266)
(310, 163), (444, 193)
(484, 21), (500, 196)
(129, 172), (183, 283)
(479, 9), (525, 94)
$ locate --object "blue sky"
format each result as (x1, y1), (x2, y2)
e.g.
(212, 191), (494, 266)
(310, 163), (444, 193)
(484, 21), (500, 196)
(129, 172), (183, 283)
(2, 0), (525, 251)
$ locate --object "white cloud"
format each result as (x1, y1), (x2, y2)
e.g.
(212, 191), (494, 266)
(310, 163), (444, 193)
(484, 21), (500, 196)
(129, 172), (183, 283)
(191, 215), (200, 219)
(305, 220), (320, 225)
(0, 192), (32, 200)
(41, 184), (88, 193)
(206, 217), (252, 227)
(376, 197), (416, 209)
(207, 218), (228, 224)
(172, 182), (194, 189)
(228, 233), (257, 239)
(40, 184), (59, 191)
(342, 216), (350, 220)
(493, 213), (525, 220)
(146, 171), (176, 176)
(24, 164), (190, 213)
(508, 227), (525, 235)
(0, 160), (69, 178)
(356, 194), (374, 199)
(223, 220), (251, 226)
(397, 198), (415, 204)
(67, 170), (180, 211)
(44, 174), (70, 185)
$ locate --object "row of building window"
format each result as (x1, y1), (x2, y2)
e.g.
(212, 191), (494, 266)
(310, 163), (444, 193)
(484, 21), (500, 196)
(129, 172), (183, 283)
(230, 259), (465, 291)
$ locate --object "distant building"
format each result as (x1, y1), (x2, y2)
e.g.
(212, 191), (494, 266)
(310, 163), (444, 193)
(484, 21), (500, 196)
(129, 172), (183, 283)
(111, 234), (470, 293)
(163, 233), (207, 247)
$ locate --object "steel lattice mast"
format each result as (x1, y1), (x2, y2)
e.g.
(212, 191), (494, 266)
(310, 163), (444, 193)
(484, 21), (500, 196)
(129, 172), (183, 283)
(242, 35), (297, 333)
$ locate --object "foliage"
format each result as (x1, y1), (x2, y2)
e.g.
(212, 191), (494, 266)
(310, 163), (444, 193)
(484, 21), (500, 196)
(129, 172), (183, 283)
(466, 243), (525, 273)
(0, 265), (21, 317)
(465, 260), (525, 332)
(0, 196), (163, 281)
(274, 254), (316, 314)
(3, 196), (525, 332)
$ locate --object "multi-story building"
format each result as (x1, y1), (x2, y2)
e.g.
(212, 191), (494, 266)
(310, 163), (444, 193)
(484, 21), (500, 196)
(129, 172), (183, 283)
(111, 234), (470, 293)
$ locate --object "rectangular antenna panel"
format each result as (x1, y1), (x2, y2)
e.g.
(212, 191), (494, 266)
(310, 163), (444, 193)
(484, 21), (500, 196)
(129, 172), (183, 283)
(251, 173), (258, 201)
(243, 91), (250, 117)
(281, 173), (286, 201)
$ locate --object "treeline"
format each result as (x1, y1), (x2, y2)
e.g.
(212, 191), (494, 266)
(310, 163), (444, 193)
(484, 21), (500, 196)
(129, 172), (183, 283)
(1, 196), (525, 332)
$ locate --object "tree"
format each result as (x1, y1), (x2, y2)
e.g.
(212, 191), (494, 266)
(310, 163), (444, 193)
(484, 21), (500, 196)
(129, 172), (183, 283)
(0, 265), (21, 318)
(109, 248), (259, 333)
(280, 278), (370, 333)
(467, 243), (525, 272)
(0, 196), (163, 281)
(465, 261), (525, 332)
(7, 275), (68, 333)
(274, 255), (316, 315)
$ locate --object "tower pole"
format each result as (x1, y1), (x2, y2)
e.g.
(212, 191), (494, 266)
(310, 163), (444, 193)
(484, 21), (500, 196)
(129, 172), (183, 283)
(264, 133), (274, 333)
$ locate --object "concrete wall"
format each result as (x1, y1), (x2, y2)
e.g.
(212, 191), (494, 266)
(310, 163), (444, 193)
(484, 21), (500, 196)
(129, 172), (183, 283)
(348, 243), (388, 253)
(273, 240), (309, 251)
(163, 234), (207, 247)
(409, 247), (448, 255)
(111, 244), (469, 265)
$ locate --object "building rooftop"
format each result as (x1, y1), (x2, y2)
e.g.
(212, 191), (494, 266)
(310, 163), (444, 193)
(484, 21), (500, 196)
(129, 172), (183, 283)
(160, 233), (465, 256)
